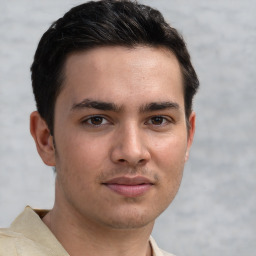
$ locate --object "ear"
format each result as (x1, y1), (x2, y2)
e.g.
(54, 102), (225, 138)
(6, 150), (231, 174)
(185, 111), (196, 162)
(30, 111), (56, 166)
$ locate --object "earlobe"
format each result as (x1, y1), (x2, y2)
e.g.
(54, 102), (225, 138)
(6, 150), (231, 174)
(30, 111), (56, 166)
(185, 111), (196, 162)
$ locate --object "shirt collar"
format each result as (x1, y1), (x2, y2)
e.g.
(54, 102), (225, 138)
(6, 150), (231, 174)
(10, 206), (167, 256)
(10, 206), (69, 255)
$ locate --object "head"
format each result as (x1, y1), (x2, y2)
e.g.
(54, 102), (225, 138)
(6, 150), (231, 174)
(31, 0), (199, 135)
(30, 0), (199, 230)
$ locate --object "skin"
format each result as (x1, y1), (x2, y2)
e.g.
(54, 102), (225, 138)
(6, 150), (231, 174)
(30, 46), (195, 256)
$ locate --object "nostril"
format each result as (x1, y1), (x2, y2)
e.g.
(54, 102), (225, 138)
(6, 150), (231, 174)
(119, 159), (126, 162)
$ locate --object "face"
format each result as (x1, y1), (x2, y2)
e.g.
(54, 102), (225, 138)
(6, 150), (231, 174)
(35, 46), (195, 230)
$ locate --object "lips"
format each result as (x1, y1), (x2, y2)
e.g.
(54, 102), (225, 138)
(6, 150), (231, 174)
(103, 176), (153, 197)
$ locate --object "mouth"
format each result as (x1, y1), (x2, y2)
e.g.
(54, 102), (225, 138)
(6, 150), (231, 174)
(102, 176), (154, 197)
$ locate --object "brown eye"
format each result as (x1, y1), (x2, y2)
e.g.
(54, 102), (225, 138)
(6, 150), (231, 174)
(90, 116), (104, 125)
(150, 116), (164, 125)
(83, 116), (109, 126)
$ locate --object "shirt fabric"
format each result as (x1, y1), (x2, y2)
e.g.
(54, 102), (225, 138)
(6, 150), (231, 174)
(0, 206), (175, 256)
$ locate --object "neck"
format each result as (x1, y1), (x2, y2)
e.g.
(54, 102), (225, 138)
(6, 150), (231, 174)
(43, 203), (154, 256)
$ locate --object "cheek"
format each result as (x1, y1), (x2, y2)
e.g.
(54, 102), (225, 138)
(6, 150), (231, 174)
(56, 132), (109, 172)
(150, 134), (188, 169)
(150, 135), (187, 199)
(55, 136), (102, 198)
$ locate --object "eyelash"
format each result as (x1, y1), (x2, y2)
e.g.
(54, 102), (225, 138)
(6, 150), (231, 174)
(81, 115), (110, 127)
(81, 115), (173, 128)
(145, 115), (173, 127)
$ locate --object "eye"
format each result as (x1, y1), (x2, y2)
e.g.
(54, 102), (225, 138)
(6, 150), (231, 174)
(146, 116), (171, 126)
(149, 116), (164, 125)
(82, 116), (109, 126)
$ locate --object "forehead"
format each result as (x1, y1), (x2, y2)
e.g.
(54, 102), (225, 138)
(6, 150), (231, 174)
(58, 46), (184, 111)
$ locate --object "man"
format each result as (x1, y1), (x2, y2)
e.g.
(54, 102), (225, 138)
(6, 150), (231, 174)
(0, 0), (199, 255)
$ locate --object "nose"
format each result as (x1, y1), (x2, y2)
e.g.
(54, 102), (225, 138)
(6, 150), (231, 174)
(110, 124), (151, 167)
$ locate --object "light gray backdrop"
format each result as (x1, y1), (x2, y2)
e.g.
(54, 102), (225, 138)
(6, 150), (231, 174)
(0, 1), (255, 256)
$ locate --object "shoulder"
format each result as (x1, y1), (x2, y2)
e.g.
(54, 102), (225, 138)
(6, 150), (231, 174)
(0, 228), (56, 256)
(0, 228), (21, 241)
(160, 248), (177, 256)
(0, 228), (20, 255)
(150, 236), (177, 256)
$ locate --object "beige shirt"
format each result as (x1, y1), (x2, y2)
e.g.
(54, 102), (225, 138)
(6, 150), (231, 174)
(0, 206), (175, 256)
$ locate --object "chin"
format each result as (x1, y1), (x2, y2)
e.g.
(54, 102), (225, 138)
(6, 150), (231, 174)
(106, 218), (152, 230)
(100, 207), (157, 230)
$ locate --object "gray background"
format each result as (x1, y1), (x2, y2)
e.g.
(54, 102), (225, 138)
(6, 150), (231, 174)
(0, 0), (255, 255)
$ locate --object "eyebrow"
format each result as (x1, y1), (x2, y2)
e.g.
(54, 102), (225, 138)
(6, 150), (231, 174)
(71, 99), (180, 113)
(71, 99), (122, 112)
(139, 102), (180, 113)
